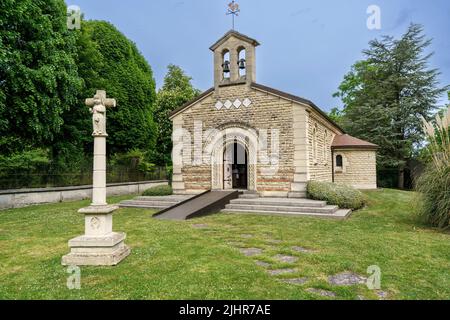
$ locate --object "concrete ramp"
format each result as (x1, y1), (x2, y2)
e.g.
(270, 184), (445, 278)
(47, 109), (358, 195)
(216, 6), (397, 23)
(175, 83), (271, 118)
(154, 190), (240, 220)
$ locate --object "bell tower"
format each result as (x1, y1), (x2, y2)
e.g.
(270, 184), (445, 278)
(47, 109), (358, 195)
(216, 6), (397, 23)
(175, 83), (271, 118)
(210, 30), (260, 89)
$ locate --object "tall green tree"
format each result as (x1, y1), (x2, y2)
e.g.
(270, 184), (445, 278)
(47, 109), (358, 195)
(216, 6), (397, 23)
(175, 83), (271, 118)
(74, 20), (157, 156)
(0, 0), (82, 156)
(153, 65), (200, 165)
(334, 24), (449, 188)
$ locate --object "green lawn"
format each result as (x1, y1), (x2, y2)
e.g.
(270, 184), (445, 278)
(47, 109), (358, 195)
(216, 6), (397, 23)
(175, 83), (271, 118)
(0, 189), (449, 300)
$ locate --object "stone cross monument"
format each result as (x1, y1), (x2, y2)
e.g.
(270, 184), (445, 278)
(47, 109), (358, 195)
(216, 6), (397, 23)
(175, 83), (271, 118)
(62, 90), (130, 266)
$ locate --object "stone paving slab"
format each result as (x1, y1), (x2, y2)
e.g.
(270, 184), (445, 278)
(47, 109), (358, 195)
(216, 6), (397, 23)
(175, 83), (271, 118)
(239, 248), (263, 257)
(328, 272), (367, 286)
(291, 246), (313, 253)
(273, 254), (298, 263)
(282, 277), (309, 285)
(255, 261), (271, 268)
(267, 268), (296, 276)
(306, 288), (336, 298)
(376, 290), (389, 299)
(227, 241), (244, 247)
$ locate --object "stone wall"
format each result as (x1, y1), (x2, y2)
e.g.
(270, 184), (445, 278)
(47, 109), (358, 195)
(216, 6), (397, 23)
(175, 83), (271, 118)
(172, 82), (377, 196)
(333, 149), (377, 189)
(179, 83), (295, 196)
(307, 112), (340, 182)
(0, 180), (168, 210)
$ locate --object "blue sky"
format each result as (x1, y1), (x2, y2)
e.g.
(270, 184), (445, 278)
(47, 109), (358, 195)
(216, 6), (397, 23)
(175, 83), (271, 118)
(67, 0), (450, 111)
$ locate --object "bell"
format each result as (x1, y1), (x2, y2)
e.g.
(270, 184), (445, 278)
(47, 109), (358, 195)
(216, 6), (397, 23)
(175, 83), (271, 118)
(222, 60), (230, 73)
(238, 58), (246, 70)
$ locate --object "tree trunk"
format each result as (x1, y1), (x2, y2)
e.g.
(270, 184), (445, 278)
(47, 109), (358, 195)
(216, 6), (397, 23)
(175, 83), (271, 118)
(397, 167), (405, 189)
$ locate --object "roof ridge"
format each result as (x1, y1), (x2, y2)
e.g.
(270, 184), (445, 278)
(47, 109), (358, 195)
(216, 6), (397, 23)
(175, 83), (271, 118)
(209, 30), (260, 51)
(250, 82), (345, 133)
(332, 133), (378, 149)
(169, 87), (214, 119)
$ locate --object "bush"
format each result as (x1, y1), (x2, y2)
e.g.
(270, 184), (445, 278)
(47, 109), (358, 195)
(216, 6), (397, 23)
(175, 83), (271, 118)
(416, 165), (450, 230)
(307, 181), (367, 210)
(417, 106), (450, 230)
(142, 185), (172, 196)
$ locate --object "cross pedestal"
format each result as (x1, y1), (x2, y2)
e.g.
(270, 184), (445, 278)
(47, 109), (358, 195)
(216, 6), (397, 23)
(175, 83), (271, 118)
(62, 90), (130, 266)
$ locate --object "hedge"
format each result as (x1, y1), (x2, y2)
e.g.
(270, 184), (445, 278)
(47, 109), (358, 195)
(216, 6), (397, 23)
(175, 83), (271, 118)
(307, 181), (367, 210)
(142, 185), (173, 196)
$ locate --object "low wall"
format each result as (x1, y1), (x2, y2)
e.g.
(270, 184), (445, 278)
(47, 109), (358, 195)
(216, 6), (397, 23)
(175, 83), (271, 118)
(0, 180), (168, 210)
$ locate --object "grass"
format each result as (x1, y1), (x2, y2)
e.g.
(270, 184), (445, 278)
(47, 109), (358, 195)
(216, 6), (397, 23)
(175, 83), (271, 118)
(0, 189), (449, 300)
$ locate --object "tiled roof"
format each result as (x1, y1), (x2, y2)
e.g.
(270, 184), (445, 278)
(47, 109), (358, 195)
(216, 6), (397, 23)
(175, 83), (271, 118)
(250, 83), (344, 133)
(332, 134), (378, 149)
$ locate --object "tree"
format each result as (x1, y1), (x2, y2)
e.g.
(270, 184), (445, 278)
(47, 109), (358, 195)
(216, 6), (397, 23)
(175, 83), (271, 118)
(74, 20), (157, 156)
(0, 0), (82, 156)
(153, 65), (200, 165)
(334, 24), (449, 188)
(328, 107), (344, 124)
(0, 2), (159, 185)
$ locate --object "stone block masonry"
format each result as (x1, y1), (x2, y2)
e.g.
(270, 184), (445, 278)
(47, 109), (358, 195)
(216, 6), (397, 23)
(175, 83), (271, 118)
(333, 149), (377, 189)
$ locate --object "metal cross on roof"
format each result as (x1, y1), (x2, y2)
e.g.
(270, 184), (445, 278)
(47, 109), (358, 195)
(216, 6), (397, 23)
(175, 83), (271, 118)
(226, 1), (240, 30)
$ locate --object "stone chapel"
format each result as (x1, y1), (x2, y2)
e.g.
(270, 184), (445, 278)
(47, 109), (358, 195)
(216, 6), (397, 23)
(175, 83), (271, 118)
(170, 30), (378, 197)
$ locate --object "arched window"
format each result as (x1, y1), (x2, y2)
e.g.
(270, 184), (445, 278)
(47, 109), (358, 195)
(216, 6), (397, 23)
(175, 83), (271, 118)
(312, 125), (318, 162)
(237, 47), (246, 78)
(335, 155), (343, 168)
(222, 50), (230, 80)
(323, 130), (328, 161)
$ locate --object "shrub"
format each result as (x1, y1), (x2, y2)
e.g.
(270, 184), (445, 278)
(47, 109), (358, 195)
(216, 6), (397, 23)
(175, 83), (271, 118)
(416, 165), (450, 229)
(142, 185), (172, 196)
(417, 106), (450, 230)
(166, 165), (173, 181)
(307, 181), (367, 210)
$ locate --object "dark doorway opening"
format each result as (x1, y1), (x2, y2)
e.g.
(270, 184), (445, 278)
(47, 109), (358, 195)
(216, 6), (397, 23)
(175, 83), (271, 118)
(232, 142), (248, 190)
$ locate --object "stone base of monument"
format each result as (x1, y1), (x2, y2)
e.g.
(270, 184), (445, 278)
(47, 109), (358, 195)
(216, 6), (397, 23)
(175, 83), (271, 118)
(62, 232), (130, 266)
(61, 205), (130, 266)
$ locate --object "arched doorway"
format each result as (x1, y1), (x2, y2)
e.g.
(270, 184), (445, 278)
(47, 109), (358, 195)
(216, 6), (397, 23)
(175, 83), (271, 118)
(223, 141), (248, 190)
(207, 126), (257, 191)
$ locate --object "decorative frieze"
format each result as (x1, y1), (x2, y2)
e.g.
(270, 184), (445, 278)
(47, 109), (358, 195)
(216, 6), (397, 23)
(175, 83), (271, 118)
(215, 101), (223, 110)
(224, 100), (233, 109)
(213, 98), (252, 110)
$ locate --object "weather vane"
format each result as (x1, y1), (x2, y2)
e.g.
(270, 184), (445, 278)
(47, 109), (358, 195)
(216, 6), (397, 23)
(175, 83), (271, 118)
(226, 1), (240, 30)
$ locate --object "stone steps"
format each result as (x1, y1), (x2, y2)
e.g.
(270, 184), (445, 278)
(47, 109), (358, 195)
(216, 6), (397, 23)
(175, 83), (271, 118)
(224, 203), (338, 214)
(120, 200), (180, 207)
(229, 198), (328, 208)
(288, 191), (307, 198)
(119, 203), (175, 210)
(134, 195), (191, 202)
(220, 195), (351, 219)
(119, 195), (192, 210)
(221, 208), (351, 219)
(238, 193), (260, 199)
(119, 193), (352, 219)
